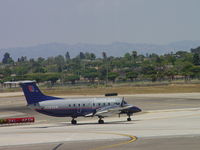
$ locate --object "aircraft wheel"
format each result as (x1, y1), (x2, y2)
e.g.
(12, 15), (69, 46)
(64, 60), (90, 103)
(127, 117), (131, 121)
(71, 119), (77, 125)
(98, 119), (104, 124)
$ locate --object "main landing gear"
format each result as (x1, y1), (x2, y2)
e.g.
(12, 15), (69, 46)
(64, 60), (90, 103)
(98, 117), (104, 124)
(127, 114), (132, 121)
(71, 118), (77, 125)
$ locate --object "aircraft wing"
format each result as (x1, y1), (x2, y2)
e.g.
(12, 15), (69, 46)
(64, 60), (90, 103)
(85, 104), (133, 117)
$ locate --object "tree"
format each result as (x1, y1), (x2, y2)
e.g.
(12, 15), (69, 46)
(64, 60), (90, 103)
(98, 67), (107, 81)
(192, 53), (200, 65)
(64, 74), (80, 84)
(90, 53), (96, 60)
(126, 72), (138, 81)
(84, 52), (96, 60)
(124, 53), (131, 61)
(37, 57), (45, 64)
(102, 52), (107, 59)
(141, 63), (157, 81)
(25, 73), (46, 83)
(180, 62), (193, 81)
(34, 66), (46, 73)
(108, 72), (119, 83)
(14, 66), (29, 75)
(190, 66), (200, 79)
(17, 56), (27, 62)
(156, 56), (162, 64)
(164, 53), (176, 65)
(164, 68), (176, 81)
(54, 55), (65, 72)
(79, 52), (85, 59)
(45, 73), (60, 86)
(132, 51), (137, 63)
(2, 53), (14, 64)
(2, 67), (12, 76)
(83, 68), (99, 83)
(191, 46), (200, 54)
(65, 51), (70, 60)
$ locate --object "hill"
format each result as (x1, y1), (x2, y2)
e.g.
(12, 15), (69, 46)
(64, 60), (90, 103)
(1, 41), (200, 60)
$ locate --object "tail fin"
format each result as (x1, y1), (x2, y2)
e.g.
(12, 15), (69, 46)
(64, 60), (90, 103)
(19, 81), (62, 105)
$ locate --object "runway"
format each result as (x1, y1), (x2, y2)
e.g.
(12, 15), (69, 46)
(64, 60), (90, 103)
(0, 93), (200, 150)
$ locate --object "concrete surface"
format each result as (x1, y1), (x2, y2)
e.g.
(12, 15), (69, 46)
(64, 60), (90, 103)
(0, 92), (23, 98)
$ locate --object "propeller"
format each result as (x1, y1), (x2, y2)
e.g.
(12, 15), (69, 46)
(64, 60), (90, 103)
(121, 97), (125, 107)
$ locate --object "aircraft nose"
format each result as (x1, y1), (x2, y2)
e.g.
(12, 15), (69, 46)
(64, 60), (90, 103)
(137, 107), (142, 112)
(134, 106), (142, 112)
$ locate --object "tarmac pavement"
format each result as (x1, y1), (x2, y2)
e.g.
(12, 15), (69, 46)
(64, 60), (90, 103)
(0, 93), (200, 150)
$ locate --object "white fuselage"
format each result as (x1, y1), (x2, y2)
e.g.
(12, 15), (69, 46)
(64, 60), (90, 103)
(30, 97), (123, 117)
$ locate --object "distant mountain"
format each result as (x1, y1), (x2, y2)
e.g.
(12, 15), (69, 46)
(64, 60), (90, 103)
(1, 41), (200, 60)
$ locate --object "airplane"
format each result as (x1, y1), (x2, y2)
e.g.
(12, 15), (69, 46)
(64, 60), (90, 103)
(19, 81), (141, 125)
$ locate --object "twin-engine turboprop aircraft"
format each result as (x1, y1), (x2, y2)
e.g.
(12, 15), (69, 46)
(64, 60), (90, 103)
(19, 81), (141, 124)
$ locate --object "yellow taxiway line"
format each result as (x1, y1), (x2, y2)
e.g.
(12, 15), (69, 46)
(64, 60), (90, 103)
(89, 132), (137, 150)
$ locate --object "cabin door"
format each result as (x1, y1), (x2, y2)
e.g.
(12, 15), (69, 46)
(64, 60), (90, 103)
(77, 104), (81, 113)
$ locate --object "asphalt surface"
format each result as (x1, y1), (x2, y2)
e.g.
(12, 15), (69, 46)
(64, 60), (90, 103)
(1, 136), (200, 150)
(0, 93), (200, 150)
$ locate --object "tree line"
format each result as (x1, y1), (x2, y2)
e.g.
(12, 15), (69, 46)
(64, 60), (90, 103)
(1, 46), (200, 86)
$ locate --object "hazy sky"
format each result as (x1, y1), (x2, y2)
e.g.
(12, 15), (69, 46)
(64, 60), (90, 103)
(0, 0), (200, 48)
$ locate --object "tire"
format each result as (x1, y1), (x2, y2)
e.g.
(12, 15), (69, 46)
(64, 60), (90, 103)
(127, 118), (131, 121)
(71, 120), (77, 124)
(98, 120), (104, 124)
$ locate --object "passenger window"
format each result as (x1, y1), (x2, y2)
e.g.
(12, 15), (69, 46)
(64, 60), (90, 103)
(69, 104), (71, 107)
(83, 104), (85, 107)
(73, 104), (76, 107)
(108, 103), (110, 105)
(103, 103), (105, 106)
(78, 104), (80, 107)
(93, 103), (95, 106)
(98, 103), (101, 106)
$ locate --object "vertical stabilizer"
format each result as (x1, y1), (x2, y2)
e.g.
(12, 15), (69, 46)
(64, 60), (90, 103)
(19, 81), (62, 104)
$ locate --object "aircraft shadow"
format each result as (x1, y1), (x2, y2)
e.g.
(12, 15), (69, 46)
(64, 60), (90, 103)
(25, 120), (140, 128)
(74, 120), (140, 126)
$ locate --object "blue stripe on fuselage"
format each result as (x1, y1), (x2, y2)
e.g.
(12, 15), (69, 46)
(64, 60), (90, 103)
(35, 108), (96, 117)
